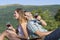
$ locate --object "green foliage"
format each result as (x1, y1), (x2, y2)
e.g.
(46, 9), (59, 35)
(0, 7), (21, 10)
(55, 9), (60, 21)
(0, 4), (59, 32)
(55, 9), (60, 26)
(0, 6), (19, 33)
(0, 4), (60, 40)
(32, 9), (58, 31)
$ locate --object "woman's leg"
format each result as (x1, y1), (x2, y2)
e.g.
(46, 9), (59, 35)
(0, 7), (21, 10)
(0, 31), (7, 40)
(44, 27), (60, 40)
(5, 30), (21, 40)
(0, 30), (21, 40)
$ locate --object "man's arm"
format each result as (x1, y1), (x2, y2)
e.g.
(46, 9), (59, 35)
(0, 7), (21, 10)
(39, 19), (47, 26)
(35, 30), (52, 37)
(28, 21), (52, 38)
(36, 16), (47, 26)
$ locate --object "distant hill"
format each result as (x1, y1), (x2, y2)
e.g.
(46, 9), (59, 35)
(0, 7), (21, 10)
(0, 4), (60, 16)
(0, 4), (60, 32)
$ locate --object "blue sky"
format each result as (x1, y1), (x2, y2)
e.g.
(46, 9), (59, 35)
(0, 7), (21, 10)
(0, 0), (60, 5)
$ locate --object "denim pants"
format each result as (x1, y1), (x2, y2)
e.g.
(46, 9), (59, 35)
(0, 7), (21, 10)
(44, 27), (60, 40)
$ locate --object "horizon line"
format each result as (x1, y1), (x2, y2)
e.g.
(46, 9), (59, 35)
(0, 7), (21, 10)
(0, 4), (60, 6)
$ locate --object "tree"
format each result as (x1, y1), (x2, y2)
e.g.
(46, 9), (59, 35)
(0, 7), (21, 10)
(55, 9), (60, 21)
(32, 9), (58, 31)
(55, 9), (60, 26)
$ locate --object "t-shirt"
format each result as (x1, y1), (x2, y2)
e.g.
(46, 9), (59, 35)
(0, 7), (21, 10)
(17, 25), (24, 37)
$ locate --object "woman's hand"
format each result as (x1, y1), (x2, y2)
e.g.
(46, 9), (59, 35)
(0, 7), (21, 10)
(6, 24), (16, 32)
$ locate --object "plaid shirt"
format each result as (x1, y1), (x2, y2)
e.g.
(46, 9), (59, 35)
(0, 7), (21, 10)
(27, 19), (48, 38)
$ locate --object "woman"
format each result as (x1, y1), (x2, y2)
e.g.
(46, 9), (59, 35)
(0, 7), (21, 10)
(14, 8), (28, 39)
(0, 8), (28, 40)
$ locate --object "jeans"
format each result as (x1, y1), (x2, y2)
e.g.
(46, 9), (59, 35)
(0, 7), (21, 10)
(44, 27), (60, 40)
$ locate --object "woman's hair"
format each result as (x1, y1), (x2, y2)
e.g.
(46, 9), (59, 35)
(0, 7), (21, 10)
(15, 8), (27, 23)
(15, 8), (23, 13)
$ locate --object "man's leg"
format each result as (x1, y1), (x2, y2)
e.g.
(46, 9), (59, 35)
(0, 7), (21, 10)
(44, 27), (60, 40)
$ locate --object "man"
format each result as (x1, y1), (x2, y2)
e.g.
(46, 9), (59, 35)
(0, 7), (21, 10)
(24, 12), (60, 40)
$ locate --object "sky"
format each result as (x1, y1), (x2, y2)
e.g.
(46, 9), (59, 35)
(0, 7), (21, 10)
(0, 0), (60, 5)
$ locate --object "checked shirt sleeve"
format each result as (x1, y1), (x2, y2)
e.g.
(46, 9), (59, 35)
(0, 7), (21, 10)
(27, 21), (39, 33)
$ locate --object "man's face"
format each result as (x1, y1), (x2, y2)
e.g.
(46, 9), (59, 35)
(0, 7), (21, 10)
(14, 11), (20, 19)
(24, 12), (32, 19)
(36, 16), (41, 20)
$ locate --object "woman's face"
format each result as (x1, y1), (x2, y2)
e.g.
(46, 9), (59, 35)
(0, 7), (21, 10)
(14, 11), (20, 19)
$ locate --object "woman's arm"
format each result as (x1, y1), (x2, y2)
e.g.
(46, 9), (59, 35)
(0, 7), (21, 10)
(7, 25), (16, 32)
(21, 23), (28, 39)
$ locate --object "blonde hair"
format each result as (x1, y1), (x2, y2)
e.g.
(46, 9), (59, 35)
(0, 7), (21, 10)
(15, 8), (27, 23)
